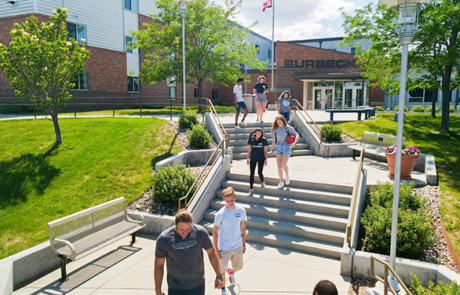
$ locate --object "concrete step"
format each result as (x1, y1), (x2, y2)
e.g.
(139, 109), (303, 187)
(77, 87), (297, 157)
(226, 172), (354, 195)
(227, 128), (298, 139)
(222, 178), (353, 205)
(228, 137), (306, 147)
(223, 122), (272, 129)
(203, 209), (344, 246)
(232, 149), (314, 159)
(209, 199), (348, 231)
(200, 220), (342, 259)
(230, 143), (310, 153)
(214, 189), (350, 218)
(226, 126), (274, 135)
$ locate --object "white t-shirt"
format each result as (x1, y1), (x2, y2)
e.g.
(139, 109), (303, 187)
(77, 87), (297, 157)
(213, 204), (247, 251)
(233, 85), (244, 102)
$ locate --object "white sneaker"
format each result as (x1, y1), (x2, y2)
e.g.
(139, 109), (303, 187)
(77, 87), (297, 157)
(285, 175), (290, 185)
(256, 118), (259, 122)
(221, 287), (227, 295)
(277, 182), (284, 189)
(235, 125), (241, 129)
(240, 120), (247, 126)
(260, 120), (264, 123)
(227, 268), (236, 286)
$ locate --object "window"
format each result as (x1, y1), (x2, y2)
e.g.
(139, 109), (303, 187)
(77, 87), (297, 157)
(125, 0), (139, 12)
(194, 88), (199, 97)
(255, 45), (260, 55)
(71, 72), (89, 90)
(167, 86), (176, 98)
(240, 63), (245, 70)
(67, 22), (87, 44)
(212, 89), (218, 100)
(127, 76), (139, 92)
(268, 49), (271, 59)
(408, 88), (424, 102)
(125, 36), (138, 54)
(351, 47), (356, 55)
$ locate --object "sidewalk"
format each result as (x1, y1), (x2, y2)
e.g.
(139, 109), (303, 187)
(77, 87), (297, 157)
(14, 235), (351, 295)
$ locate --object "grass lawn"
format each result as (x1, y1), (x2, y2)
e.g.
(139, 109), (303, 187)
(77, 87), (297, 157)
(0, 117), (182, 260)
(336, 113), (460, 256)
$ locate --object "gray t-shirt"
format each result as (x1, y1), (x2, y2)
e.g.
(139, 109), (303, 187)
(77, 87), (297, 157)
(278, 97), (291, 113)
(155, 224), (213, 290)
(271, 125), (297, 144)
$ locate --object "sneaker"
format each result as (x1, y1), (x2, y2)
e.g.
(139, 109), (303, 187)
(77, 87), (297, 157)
(240, 120), (246, 126)
(277, 182), (285, 189)
(261, 181), (266, 188)
(260, 120), (264, 123)
(235, 125), (241, 129)
(227, 268), (236, 286)
(247, 189), (254, 196)
(256, 118), (259, 123)
(285, 175), (290, 185)
(221, 287), (227, 295)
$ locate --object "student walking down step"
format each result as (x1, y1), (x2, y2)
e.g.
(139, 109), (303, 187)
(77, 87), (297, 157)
(277, 91), (292, 122)
(253, 76), (269, 123)
(270, 115), (299, 190)
(233, 78), (248, 129)
(247, 128), (268, 196)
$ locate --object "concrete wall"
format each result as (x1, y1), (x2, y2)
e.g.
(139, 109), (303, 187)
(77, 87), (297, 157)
(204, 112), (224, 145)
(127, 212), (174, 234)
(155, 149), (223, 171)
(0, 258), (13, 295)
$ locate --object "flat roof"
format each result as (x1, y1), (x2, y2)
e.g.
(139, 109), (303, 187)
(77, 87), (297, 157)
(283, 37), (344, 44)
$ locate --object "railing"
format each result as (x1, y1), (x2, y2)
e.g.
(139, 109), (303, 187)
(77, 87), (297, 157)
(291, 99), (326, 143)
(370, 256), (412, 295)
(346, 149), (365, 247)
(178, 136), (228, 210)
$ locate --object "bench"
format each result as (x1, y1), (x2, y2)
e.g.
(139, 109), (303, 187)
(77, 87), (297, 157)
(348, 131), (405, 160)
(325, 109), (370, 121)
(47, 197), (145, 282)
(357, 106), (377, 117)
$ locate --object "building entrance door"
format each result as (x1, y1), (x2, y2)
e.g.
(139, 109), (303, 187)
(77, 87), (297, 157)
(313, 87), (334, 110)
(344, 86), (363, 109)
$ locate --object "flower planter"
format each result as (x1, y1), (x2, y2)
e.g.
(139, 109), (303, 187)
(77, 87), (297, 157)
(385, 153), (420, 179)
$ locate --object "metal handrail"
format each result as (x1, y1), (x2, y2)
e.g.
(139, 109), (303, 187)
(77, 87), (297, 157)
(346, 150), (365, 247)
(370, 256), (412, 295)
(291, 99), (326, 143)
(178, 135), (228, 210)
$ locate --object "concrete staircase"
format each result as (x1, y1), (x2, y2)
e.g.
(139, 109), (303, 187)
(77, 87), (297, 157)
(223, 122), (314, 160)
(200, 172), (353, 259)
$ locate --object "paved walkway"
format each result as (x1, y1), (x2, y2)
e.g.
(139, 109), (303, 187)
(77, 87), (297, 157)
(14, 235), (351, 295)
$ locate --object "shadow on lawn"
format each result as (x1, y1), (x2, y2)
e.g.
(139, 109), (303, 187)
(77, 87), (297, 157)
(150, 132), (179, 169)
(0, 142), (60, 209)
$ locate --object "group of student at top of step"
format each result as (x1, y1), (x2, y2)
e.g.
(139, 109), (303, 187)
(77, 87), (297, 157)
(233, 76), (298, 191)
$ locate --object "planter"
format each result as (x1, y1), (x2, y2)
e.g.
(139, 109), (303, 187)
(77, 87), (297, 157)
(385, 153), (420, 179)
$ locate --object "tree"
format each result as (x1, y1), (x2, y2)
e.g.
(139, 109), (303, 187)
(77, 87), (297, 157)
(340, 1), (460, 131)
(132, 0), (266, 97)
(0, 8), (90, 144)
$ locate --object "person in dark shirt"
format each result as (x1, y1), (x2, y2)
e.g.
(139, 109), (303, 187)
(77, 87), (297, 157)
(247, 127), (268, 195)
(253, 76), (269, 123)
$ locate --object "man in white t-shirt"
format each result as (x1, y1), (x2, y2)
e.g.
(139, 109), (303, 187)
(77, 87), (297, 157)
(233, 78), (248, 129)
(213, 187), (247, 294)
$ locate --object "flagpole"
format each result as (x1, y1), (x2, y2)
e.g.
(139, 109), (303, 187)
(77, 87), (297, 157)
(271, 0), (275, 91)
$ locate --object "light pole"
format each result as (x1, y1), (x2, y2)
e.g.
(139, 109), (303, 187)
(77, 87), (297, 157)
(175, 0), (191, 110)
(378, 0), (427, 291)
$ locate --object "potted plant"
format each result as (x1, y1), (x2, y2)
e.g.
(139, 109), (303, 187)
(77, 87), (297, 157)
(384, 145), (421, 179)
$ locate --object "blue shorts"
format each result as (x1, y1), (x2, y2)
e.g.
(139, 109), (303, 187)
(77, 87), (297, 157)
(275, 143), (292, 155)
(280, 112), (290, 122)
(255, 93), (267, 102)
(235, 101), (248, 112)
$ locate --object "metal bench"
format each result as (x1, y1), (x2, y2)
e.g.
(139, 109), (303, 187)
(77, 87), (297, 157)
(47, 197), (145, 282)
(348, 131), (405, 160)
(325, 109), (370, 121)
(357, 106), (377, 117)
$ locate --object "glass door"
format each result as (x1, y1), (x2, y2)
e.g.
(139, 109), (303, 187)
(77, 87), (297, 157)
(314, 89), (322, 109)
(313, 87), (334, 109)
(344, 88), (354, 109)
(356, 89), (363, 107)
(325, 89), (333, 109)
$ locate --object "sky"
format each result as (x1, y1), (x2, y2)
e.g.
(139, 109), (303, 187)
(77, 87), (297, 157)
(214, 0), (379, 41)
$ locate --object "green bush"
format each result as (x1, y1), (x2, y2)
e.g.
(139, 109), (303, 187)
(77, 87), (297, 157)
(394, 106), (408, 112)
(411, 106), (425, 112)
(321, 124), (342, 142)
(449, 106), (456, 113)
(376, 106), (385, 112)
(368, 182), (425, 211)
(153, 165), (196, 205)
(179, 110), (199, 129)
(411, 274), (460, 294)
(187, 123), (213, 149)
(425, 106), (440, 113)
(0, 105), (34, 114)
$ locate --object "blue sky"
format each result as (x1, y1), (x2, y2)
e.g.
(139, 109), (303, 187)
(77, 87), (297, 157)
(214, 0), (379, 41)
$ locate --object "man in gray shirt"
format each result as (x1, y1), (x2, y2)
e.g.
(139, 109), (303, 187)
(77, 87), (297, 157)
(155, 210), (224, 295)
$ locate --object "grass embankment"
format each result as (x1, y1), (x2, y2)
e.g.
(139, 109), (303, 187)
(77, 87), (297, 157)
(0, 117), (182, 259)
(336, 113), (460, 256)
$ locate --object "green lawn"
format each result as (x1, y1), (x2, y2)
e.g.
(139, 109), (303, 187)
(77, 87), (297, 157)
(336, 113), (460, 256)
(0, 117), (182, 259)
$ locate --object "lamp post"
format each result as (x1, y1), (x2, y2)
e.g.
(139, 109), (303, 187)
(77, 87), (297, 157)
(174, 0), (191, 110)
(378, 0), (428, 291)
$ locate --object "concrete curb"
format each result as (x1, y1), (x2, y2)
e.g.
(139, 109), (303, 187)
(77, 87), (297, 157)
(155, 149), (224, 171)
(0, 258), (13, 295)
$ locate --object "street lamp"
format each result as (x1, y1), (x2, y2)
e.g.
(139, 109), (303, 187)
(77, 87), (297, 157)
(378, 0), (428, 291)
(174, 0), (192, 110)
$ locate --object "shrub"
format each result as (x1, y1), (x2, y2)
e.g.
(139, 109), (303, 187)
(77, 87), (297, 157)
(153, 165), (196, 205)
(321, 124), (342, 142)
(0, 105), (34, 114)
(376, 106), (385, 112)
(179, 110), (199, 129)
(393, 106), (408, 112)
(187, 123), (213, 149)
(411, 274), (460, 294)
(411, 106), (425, 112)
(368, 182), (425, 211)
(425, 106), (440, 113)
(449, 106), (456, 113)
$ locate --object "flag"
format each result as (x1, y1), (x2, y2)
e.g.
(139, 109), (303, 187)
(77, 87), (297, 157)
(262, 0), (272, 12)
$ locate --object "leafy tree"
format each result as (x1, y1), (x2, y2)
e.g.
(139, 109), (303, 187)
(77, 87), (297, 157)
(0, 8), (90, 144)
(131, 0), (266, 97)
(340, 1), (460, 131)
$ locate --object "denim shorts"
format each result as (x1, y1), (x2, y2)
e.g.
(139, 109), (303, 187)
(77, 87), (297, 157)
(275, 143), (292, 155)
(235, 101), (248, 112)
(280, 111), (290, 122)
(255, 93), (267, 102)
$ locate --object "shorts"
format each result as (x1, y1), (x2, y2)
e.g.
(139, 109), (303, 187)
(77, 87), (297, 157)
(235, 101), (248, 112)
(280, 111), (290, 122)
(275, 143), (292, 155)
(255, 93), (267, 102)
(220, 246), (244, 272)
(168, 283), (205, 295)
